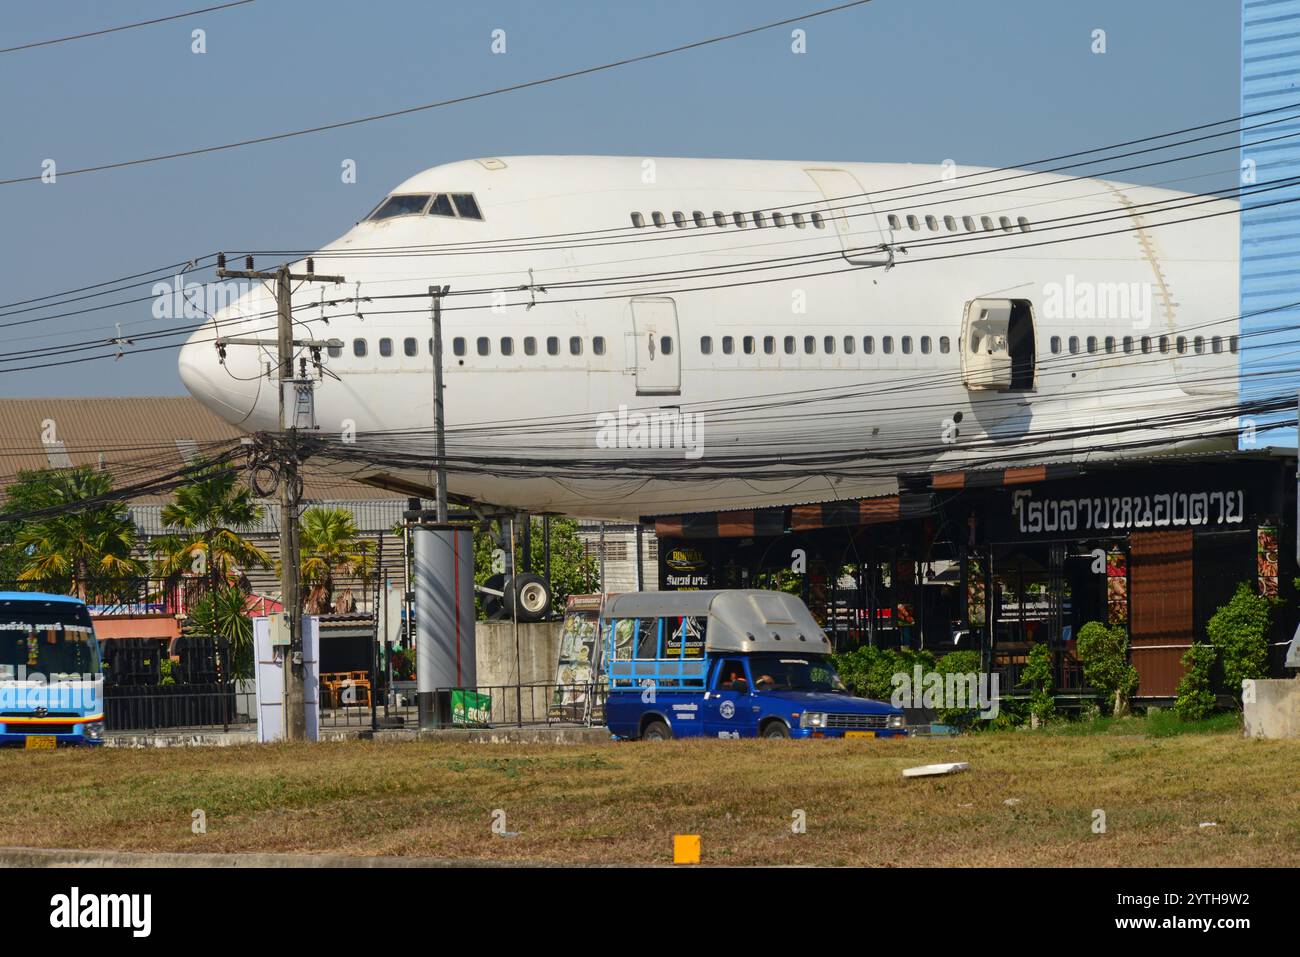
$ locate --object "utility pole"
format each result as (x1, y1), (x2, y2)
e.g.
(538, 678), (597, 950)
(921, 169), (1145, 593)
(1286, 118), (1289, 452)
(216, 255), (344, 741)
(429, 285), (450, 522)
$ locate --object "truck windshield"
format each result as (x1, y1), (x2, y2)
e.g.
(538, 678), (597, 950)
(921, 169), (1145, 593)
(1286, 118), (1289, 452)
(0, 599), (102, 680)
(747, 653), (846, 693)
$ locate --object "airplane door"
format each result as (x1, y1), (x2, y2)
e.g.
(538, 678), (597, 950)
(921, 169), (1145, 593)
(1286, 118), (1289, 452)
(629, 297), (681, 396)
(804, 168), (892, 266)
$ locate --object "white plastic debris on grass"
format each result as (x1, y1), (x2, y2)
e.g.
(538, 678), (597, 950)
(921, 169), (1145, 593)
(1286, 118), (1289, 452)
(902, 762), (970, 778)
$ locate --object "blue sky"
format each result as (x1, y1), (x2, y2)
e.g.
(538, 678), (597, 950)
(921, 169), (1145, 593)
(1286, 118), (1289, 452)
(0, 0), (1240, 397)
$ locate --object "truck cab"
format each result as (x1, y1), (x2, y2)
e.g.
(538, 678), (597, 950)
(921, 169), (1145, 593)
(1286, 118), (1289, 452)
(602, 589), (905, 740)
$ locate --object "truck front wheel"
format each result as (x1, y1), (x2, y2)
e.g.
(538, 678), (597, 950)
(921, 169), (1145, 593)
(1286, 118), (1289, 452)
(761, 721), (791, 739)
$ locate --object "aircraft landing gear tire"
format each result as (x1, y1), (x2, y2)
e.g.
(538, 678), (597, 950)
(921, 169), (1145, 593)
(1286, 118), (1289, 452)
(506, 573), (553, 623)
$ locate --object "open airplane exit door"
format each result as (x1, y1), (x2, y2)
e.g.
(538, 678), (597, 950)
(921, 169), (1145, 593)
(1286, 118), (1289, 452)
(629, 297), (681, 396)
(804, 168), (892, 266)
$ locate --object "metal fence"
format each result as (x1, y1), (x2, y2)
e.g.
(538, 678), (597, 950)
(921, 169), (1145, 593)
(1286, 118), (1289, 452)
(316, 682), (607, 730)
(104, 684), (255, 733)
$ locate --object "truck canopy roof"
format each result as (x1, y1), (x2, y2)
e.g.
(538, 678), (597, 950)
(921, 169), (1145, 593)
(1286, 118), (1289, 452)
(600, 589), (831, 654)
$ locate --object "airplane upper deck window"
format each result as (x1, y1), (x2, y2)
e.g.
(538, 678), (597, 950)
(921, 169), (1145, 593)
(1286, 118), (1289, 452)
(369, 194), (431, 221)
(887, 214), (901, 230)
(631, 212), (645, 228)
(811, 212), (825, 228)
(714, 211), (727, 227)
(773, 212), (787, 227)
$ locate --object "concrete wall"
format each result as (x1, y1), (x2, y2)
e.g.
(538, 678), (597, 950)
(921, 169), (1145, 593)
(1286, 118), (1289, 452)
(1243, 678), (1300, 739)
(473, 620), (565, 726)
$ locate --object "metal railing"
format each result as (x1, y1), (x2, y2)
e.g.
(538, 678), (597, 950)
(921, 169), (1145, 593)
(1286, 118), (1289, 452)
(104, 683), (255, 733)
(357, 682), (607, 730)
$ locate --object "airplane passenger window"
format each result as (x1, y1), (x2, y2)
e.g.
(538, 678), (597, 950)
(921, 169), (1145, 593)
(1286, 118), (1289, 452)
(1229, 335), (1239, 353)
(1194, 336), (1204, 354)
(547, 336), (559, 356)
(734, 212), (748, 228)
(693, 211), (707, 227)
(823, 336), (835, 354)
(353, 338), (367, 357)
(369, 194), (430, 220)
(792, 212), (806, 228)
(939, 336), (951, 354)
(1017, 216), (1031, 232)
(453, 337), (466, 356)
(722, 336), (734, 354)
(427, 194), (456, 218)
(920, 336), (931, 354)
(1105, 336), (1115, 354)
(981, 216), (995, 231)
(327, 342), (342, 358)
(1212, 336), (1223, 354)
(713, 211), (727, 227)
(403, 337), (418, 357)
(569, 336), (583, 355)
(784, 335), (795, 354)
(673, 212), (686, 228)
(863, 336), (874, 354)
(477, 337), (490, 356)
(1123, 336), (1133, 353)
(450, 194), (483, 219)
(524, 337), (537, 356)
(901, 336), (913, 354)
(1050, 336), (1062, 354)
(906, 215), (920, 230)
(701, 336), (713, 355)
(764, 336), (776, 354)
(744, 336), (756, 355)
(631, 212), (645, 228)
(593, 337), (606, 355)
(882, 336), (894, 354)
(1159, 336), (1170, 353)
(999, 216), (1013, 232)
(803, 335), (815, 354)
(773, 212), (787, 227)
(1141, 336), (1151, 354)
(1176, 336), (1187, 354)
(887, 215), (901, 230)
(925, 215), (938, 231)
(379, 338), (393, 358)
(1068, 336), (1079, 354)
(962, 216), (976, 231)
(501, 337), (514, 356)
(660, 336), (673, 355)
(843, 336), (855, 355)
(811, 212), (825, 228)
(652, 212), (666, 228)
(1087, 336), (1098, 353)
(753, 211), (768, 228)
(944, 215), (957, 231)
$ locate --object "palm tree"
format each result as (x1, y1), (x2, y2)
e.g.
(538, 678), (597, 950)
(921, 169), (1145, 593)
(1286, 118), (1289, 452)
(9, 467), (144, 600)
(151, 465), (271, 598)
(300, 507), (374, 614)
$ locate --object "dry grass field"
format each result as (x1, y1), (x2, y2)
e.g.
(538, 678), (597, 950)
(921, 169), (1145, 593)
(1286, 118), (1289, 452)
(1, 722), (1296, 866)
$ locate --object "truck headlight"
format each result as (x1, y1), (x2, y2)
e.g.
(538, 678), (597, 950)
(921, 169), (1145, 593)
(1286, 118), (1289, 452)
(82, 721), (104, 741)
(800, 712), (827, 729)
(887, 713), (906, 730)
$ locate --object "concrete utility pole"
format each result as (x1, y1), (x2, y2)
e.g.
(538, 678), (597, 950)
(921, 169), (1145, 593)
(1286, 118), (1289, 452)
(216, 256), (344, 741)
(429, 285), (450, 522)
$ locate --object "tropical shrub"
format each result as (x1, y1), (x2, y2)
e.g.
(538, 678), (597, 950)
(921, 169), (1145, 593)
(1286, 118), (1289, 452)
(1076, 620), (1139, 716)
(1205, 582), (1273, 703)
(1174, 643), (1217, 721)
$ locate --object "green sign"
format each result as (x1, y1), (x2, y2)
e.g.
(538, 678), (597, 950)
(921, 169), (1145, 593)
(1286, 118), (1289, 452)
(451, 690), (491, 727)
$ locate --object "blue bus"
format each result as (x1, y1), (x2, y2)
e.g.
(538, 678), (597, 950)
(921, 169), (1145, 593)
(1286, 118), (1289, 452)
(602, 589), (906, 740)
(0, 593), (105, 748)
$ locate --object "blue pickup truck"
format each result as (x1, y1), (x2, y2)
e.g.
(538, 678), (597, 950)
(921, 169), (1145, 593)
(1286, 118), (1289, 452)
(602, 589), (905, 740)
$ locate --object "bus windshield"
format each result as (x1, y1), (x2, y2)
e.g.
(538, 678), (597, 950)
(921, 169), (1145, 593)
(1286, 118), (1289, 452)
(0, 598), (101, 680)
(747, 653), (847, 693)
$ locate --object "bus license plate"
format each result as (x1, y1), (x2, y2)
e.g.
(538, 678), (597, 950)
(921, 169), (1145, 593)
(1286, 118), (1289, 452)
(844, 731), (876, 738)
(24, 736), (56, 750)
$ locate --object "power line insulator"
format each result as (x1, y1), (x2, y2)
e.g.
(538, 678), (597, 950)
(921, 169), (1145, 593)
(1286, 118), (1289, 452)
(217, 252), (226, 270)
(306, 257), (314, 275)
(245, 255), (254, 271)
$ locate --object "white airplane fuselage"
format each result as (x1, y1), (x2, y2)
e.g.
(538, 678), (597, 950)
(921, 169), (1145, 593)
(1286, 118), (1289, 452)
(179, 156), (1240, 521)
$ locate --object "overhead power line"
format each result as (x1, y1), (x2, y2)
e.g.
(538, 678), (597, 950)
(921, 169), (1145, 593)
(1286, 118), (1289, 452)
(0, 1), (256, 55)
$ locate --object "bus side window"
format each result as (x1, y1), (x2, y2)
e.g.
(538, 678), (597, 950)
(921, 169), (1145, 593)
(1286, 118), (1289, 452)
(715, 658), (749, 692)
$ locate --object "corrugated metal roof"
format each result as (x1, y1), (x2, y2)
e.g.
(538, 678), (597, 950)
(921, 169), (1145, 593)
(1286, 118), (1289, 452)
(0, 396), (397, 503)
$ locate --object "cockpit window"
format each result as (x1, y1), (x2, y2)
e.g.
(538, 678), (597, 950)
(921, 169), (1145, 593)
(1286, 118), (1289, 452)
(450, 194), (483, 220)
(427, 194), (456, 218)
(369, 194), (431, 221)
(424, 192), (484, 221)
